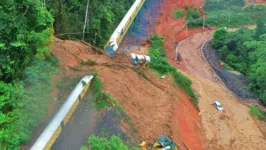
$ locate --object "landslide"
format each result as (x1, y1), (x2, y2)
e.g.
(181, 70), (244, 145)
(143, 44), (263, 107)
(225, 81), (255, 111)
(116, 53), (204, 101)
(157, 0), (209, 66)
(156, 0), (266, 148)
(51, 38), (203, 150)
(177, 32), (266, 149)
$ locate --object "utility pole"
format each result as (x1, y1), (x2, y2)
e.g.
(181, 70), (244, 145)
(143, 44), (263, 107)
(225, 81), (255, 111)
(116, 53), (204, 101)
(228, 12), (231, 25)
(83, 0), (90, 41)
(186, 21), (188, 38)
(202, 15), (205, 31)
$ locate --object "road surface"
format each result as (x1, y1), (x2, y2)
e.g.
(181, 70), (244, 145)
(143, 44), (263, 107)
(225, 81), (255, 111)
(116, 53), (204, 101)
(51, 90), (98, 150)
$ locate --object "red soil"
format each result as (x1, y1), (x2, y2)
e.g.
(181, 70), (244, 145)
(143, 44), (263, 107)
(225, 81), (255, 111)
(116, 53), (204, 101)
(155, 0), (207, 149)
(171, 88), (203, 150)
(50, 38), (205, 149)
(157, 0), (213, 64)
(245, 0), (266, 4)
(258, 0), (266, 4)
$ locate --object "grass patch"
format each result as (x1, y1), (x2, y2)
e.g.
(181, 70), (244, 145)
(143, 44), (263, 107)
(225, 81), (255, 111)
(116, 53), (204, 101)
(56, 76), (65, 89)
(148, 34), (198, 106)
(81, 58), (97, 66)
(80, 135), (138, 150)
(91, 74), (128, 111)
(249, 105), (265, 121)
(91, 74), (110, 109)
(174, 9), (184, 18)
(81, 77), (138, 150)
(80, 146), (88, 150)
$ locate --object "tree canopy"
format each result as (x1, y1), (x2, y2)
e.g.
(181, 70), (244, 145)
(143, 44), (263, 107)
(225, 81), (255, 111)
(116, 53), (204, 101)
(213, 18), (266, 105)
(0, 0), (55, 149)
(45, 0), (134, 47)
(0, 0), (136, 149)
(0, 0), (54, 82)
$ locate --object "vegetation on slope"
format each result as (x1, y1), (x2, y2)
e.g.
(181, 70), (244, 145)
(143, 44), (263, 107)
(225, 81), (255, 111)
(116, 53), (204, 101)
(91, 74), (110, 109)
(148, 34), (198, 106)
(174, 9), (185, 19)
(91, 74), (130, 119)
(45, 0), (134, 47)
(249, 105), (265, 121)
(185, 6), (202, 28)
(203, 0), (266, 27)
(212, 18), (266, 105)
(84, 76), (138, 149)
(204, 0), (245, 12)
(80, 135), (138, 150)
(0, 1), (57, 149)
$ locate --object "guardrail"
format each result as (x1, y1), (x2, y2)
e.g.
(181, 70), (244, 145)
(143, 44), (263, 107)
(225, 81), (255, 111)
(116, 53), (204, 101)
(31, 75), (94, 150)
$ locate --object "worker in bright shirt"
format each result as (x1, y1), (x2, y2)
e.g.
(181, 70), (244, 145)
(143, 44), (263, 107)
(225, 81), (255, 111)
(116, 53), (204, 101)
(220, 61), (224, 68)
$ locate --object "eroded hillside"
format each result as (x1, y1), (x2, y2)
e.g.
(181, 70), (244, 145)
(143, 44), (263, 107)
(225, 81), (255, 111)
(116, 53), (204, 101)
(51, 38), (203, 150)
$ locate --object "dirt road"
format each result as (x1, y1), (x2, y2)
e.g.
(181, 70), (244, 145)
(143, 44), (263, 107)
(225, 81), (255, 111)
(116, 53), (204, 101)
(178, 32), (266, 149)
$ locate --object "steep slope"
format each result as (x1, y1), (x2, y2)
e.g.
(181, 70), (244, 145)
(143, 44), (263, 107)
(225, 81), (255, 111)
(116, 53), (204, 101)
(51, 38), (203, 149)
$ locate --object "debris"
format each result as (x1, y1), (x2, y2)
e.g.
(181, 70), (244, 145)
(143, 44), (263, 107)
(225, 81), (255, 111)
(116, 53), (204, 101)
(161, 75), (166, 79)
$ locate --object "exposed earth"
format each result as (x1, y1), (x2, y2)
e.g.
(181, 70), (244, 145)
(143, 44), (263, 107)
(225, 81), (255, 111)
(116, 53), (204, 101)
(246, 0), (266, 4)
(50, 38), (202, 150)
(155, 0), (266, 149)
(29, 0), (266, 149)
(50, 31), (266, 150)
(176, 32), (266, 150)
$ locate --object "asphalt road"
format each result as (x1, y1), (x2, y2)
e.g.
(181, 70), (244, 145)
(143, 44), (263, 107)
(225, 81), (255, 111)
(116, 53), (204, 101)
(51, 90), (98, 150)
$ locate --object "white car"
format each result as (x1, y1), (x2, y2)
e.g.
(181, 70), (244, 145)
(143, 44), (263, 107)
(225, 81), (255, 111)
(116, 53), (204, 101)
(213, 101), (223, 111)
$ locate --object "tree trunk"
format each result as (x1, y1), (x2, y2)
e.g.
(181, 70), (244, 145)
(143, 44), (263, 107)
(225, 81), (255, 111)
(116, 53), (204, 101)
(83, 0), (90, 41)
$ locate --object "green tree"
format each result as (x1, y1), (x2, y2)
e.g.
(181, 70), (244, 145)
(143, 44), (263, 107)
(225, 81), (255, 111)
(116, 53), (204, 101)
(255, 17), (266, 39)
(0, 0), (54, 82)
(212, 28), (228, 49)
(0, 0), (55, 149)
(88, 135), (137, 150)
(174, 9), (184, 19)
(214, 26), (266, 105)
(191, 8), (201, 19)
(46, 0), (134, 47)
(245, 36), (266, 105)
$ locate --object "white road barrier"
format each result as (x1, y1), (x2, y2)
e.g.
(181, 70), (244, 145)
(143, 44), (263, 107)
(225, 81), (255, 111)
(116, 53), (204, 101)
(31, 75), (93, 150)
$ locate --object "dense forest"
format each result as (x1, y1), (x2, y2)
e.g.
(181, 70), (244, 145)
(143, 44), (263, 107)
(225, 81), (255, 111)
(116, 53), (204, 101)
(0, 1), (56, 149)
(212, 18), (266, 105)
(0, 0), (133, 149)
(188, 0), (266, 27)
(45, 0), (134, 47)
